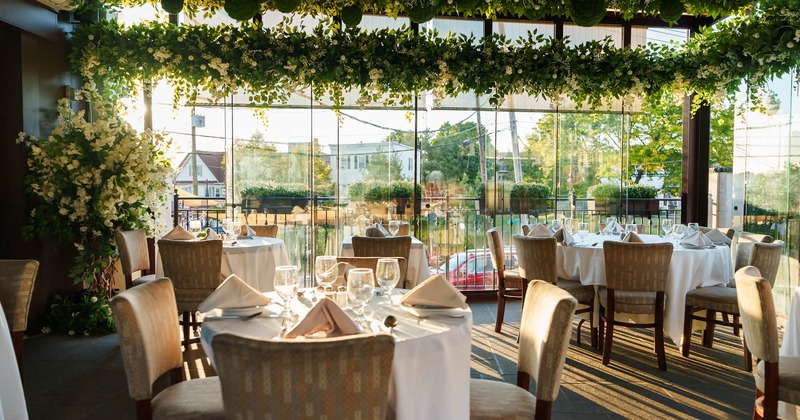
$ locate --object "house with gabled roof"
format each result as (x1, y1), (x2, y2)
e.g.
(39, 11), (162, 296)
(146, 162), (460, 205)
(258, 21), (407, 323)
(173, 151), (226, 197)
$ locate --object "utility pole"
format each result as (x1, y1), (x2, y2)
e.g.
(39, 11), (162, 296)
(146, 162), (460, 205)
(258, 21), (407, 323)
(190, 110), (205, 195)
(475, 97), (487, 183)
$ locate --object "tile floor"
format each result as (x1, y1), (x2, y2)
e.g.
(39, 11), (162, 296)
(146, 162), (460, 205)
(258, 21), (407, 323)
(23, 300), (759, 419)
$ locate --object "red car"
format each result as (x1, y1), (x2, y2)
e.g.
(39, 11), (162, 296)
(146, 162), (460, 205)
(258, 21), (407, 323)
(430, 247), (517, 289)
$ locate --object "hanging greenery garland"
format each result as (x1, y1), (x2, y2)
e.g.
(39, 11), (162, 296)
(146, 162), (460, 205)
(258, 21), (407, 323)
(69, 0), (800, 111)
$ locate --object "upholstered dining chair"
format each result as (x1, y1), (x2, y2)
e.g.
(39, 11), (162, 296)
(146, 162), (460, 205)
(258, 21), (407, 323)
(116, 229), (157, 291)
(246, 224), (278, 238)
(157, 238), (223, 351)
(351, 236), (412, 287)
(335, 256), (407, 288)
(364, 226), (386, 237)
(0, 259), (38, 379)
(487, 228), (524, 333)
(213, 333), (394, 419)
(735, 232), (774, 272)
(470, 280), (577, 420)
(520, 224), (532, 236)
(600, 241), (673, 370)
(735, 265), (800, 420)
(382, 222), (410, 236)
(512, 235), (597, 347)
(682, 241), (783, 371)
(110, 277), (224, 420)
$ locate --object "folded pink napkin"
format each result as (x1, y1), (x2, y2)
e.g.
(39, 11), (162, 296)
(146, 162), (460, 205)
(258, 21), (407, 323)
(622, 232), (644, 242)
(527, 223), (553, 238)
(401, 274), (468, 309)
(163, 224), (196, 240)
(704, 229), (731, 245)
(285, 299), (361, 338)
(198, 274), (271, 312)
(202, 227), (219, 240)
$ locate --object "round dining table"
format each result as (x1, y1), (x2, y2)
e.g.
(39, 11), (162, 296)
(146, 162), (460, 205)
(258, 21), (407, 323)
(557, 233), (734, 346)
(200, 292), (472, 420)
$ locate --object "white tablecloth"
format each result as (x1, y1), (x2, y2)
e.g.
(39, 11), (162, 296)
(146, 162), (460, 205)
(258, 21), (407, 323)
(341, 236), (430, 289)
(157, 237), (289, 292)
(200, 293), (472, 420)
(558, 233), (734, 346)
(779, 287), (800, 419)
(0, 302), (27, 420)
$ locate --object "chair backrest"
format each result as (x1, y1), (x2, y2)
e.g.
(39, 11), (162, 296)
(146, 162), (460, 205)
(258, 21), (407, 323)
(486, 228), (506, 276)
(115, 229), (151, 276)
(110, 277), (183, 400)
(351, 236), (412, 283)
(698, 226), (735, 240)
(602, 242), (673, 292)
(382, 223), (410, 236)
(157, 239), (223, 309)
(749, 242), (783, 287)
(518, 280), (577, 403)
(512, 235), (557, 284)
(735, 266), (779, 364)
(213, 333), (395, 419)
(0, 260), (39, 333)
(735, 231), (774, 271)
(248, 224), (278, 238)
(335, 257), (407, 288)
(521, 224), (532, 237)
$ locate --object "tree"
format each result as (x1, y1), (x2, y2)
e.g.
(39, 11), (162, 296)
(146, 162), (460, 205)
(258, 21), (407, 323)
(421, 121), (491, 192)
(362, 147), (404, 181)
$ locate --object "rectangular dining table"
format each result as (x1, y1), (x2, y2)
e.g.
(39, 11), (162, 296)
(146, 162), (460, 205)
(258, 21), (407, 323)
(340, 236), (430, 289)
(557, 233), (734, 346)
(200, 293), (472, 420)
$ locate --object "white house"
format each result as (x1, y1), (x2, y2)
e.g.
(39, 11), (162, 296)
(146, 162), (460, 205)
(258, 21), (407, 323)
(327, 141), (415, 189)
(173, 151), (225, 197)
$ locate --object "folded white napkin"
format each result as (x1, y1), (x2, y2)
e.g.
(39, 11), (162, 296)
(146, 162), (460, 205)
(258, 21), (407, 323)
(603, 220), (620, 235)
(285, 299), (360, 338)
(681, 231), (713, 248)
(401, 274), (468, 309)
(704, 229), (731, 245)
(163, 225), (196, 240)
(202, 227), (219, 240)
(238, 224), (256, 239)
(527, 223), (553, 238)
(552, 228), (574, 245)
(622, 232), (644, 243)
(198, 274), (271, 313)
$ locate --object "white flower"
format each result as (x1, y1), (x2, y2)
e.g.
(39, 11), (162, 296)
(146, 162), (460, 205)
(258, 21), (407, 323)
(90, 296), (98, 303)
(68, 330), (75, 336)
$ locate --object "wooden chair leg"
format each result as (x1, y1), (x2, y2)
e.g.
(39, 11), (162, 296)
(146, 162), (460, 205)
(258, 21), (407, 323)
(655, 293), (667, 371)
(11, 331), (24, 382)
(136, 399), (153, 420)
(534, 400), (553, 420)
(191, 311), (199, 334)
(753, 388), (765, 420)
(742, 334), (753, 372)
(602, 293), (615, 366)
(760, 362), (779, 420)
(181, 311), (190, 350)
(495, 289), (506, 333)
(682, 305), (693, 357)
(516, 371), (531, 390)
(703, 310), (717, 348)
(733, 315), (741, 336)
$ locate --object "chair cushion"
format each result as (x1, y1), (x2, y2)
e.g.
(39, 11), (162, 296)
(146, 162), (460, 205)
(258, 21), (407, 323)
(755, 356), (800, 406)
(132, 274), (158, 287)
(470, 378), (537, 419)
(152, 377), (225, 420)
(598, 287), (657, 314)
(557, 279), (595, 303)
(503, 268), (525, 289)
(685, 286), (739, 314)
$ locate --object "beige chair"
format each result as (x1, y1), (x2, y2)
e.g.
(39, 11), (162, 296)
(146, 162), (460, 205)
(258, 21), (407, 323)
(382, 222), (410, 236)
(157, 239), (223, 350)
(213, 333), (394, 419)
(335, 256), (407, 288)
(116, 229), (157, 290)
(487, 228), (525, 333)
(470, 280), (577, 420)
(521, 224), (532, 236)
(735, 265), (800, 420)
(351, 236), (412, 288)
(683, 241), (783, 370)
(0, 259), (38, 380)
(513, 235), (597, 347)
(600, 241), (673, 370)
(736, 232), (774, 272)
(110, 277), (224, 420)
(246, 224), (278, 238)
(698, 226), (735, 240)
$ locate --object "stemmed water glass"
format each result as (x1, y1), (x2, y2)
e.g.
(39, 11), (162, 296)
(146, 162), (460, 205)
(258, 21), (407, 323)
(347, 268), (374, 324)
(274, 265), (300, 319)
(672, 224), (687, 241)
(375, 258), (401, 306)
(388, 220), (401, 237)
(562, 218), (574, 233)
(315, 256), (338, 295)
(625, 224), (638, 235)
(687, 222), (699, 234)
(661, 219), (673, 238)
(576, 222), (589, 244)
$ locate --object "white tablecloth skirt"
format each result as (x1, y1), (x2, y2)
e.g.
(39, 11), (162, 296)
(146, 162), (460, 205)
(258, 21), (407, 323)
(779, 287), (800, 419)
(0, 302), (27, 420)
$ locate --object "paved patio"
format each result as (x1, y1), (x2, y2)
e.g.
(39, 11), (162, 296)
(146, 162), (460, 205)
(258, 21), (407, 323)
(23, 300), (761, 419)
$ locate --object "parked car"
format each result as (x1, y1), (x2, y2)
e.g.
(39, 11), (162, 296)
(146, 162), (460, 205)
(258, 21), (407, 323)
(430, 247), (517, 289)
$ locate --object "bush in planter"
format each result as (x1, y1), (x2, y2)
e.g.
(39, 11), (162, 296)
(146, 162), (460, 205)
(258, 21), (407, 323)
(510, 182), (550, 213)
(588, 183), (658, 214)
(241, 183), (310, 213)
(625, 184), (658, 199)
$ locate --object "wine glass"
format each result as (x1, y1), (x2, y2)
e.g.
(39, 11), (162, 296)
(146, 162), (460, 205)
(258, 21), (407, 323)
(274, 265), (299, 318)
(550, 219), (562, 232)
(220, 218), (234, 241)
(375, 258), (401, 306)
(562, 218), (575, 233)
(315, 256), (338, 294)
(661, 219), (673, 238)
(672, 224), (687, 241)
(388, 220), (401, 237)
(576, 222), (589, 244)
(347, 268), (374, 324)
(188, 219), (202, 236)
(625, 224), (638, 235)
(687, 222), (699, 234)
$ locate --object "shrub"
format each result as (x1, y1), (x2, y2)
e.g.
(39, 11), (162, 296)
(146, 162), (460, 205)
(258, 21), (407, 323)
(510, 182), (551, 199)
(47, 291), (115, 336)
(241, 183), (310, 198)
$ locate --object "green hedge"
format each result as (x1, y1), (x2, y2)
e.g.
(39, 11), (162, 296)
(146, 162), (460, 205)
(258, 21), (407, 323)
(510, 182), (551, 199)
(589, 183), (657, 199)
(348, 180), (421, 202)
(241, 183), (310, 198)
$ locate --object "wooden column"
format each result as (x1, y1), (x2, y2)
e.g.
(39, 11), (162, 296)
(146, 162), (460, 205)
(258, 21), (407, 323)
(682, 96), (710, 226)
